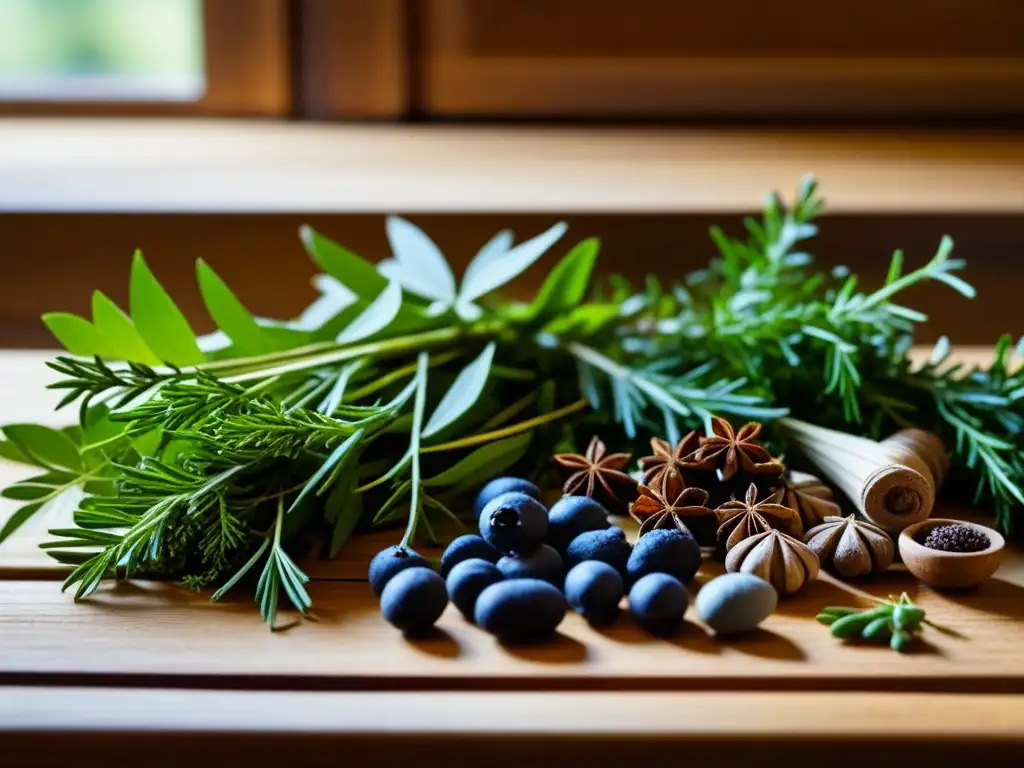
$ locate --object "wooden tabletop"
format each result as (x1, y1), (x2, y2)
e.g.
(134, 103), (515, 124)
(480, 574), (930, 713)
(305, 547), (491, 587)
(2, 346), (1023, 763)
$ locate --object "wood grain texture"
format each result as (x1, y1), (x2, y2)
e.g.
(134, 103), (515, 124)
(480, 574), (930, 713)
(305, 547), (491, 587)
(0, 544), (1021, 692)
(2, 688), (1024, 766)
(419, 0), (1024, 118)
(2, 120), (1023, 213)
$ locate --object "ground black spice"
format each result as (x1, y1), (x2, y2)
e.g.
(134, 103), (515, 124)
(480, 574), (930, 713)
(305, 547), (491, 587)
(922, 523), (991, 553)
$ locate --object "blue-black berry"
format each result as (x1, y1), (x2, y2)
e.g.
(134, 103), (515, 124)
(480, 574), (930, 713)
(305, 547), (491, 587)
(380, 567), (449, 634)
(626, 527), (700, 586)
(564, 526), (632, 576)
(446, 558), (504, 620)
(564, 560), (623, 626)
(368, 544), (431, 596)
(440, 534), (500, 577)
(475, 579), (567, 643)
(547, 495), (609, 551)
(497, 544), (563, 586)
(473, 477), (542, 520)
(479, 491), (548, 555)
(629, 572), (688, 635)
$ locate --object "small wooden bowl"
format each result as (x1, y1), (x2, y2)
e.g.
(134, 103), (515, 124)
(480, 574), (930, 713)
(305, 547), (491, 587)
(899, 518), (1005, 589)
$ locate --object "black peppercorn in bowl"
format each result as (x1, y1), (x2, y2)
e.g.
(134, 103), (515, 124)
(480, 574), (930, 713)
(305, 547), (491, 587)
(899, 518), (1005, 589)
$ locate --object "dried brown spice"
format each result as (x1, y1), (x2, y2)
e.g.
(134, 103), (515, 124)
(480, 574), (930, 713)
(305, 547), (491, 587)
(638, 431), (707, 497)
(778, 470), (842, 531)
(553, 435), (638, 512)
(725, 528), (820, 596)
(715, 483), (803, 554)
(629, 479), (717, 545)
(804, 515), (894, 578)
(696, 416), (784, 484)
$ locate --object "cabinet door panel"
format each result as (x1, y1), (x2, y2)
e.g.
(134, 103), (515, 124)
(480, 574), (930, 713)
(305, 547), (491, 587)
(420, 0), (1024, 117)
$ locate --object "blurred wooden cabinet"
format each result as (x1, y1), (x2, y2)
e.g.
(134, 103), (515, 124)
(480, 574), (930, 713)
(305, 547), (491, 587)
(411, 0), (1024, 118)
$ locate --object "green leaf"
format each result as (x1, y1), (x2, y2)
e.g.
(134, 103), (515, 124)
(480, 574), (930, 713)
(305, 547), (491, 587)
(129, 251), (204, 366)
(422, 343), (495, 438)
(422, 431), (532, 488)
(459, 222), (567, 302)
(0, 438), (41, 467)
(526, 238), (600, 325)
(0, 502), (43, 545)
(2, 425), (83, 472)
(336, 281), (403, 344)
(91, 291), (161, 365)
(300, 225), (388, 302)
(385, 216), (457, 304)
(41, 313), (113, 358)
(286, 428), (364, 517)
(328, 471), (362, 557)
(196, 260), (274, 356)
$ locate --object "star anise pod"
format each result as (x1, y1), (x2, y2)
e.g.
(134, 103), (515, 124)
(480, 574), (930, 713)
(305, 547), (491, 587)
(638, 431), (709, 498)
(696, 416), (784, 484)
(715, 483), (803, 554)
(553, 435), (638, 513)
(629, 479), (717, 545)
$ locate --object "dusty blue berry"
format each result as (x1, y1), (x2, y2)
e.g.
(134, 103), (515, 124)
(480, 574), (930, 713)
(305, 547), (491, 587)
(475, 579), (567, 643)
(695, 573), (777, 636)
(547, 495), (609, 551)
(440, 534), (500, 577)
(380, 567), (448, 634)
(497, 544), (563, 586)
(564, 526), (631, 576)
(446, 558), (503, 620)
(564, 560), (623, 626)
(473, 477), (542, 520)
(629, 572), (688, 635)
(368, 544), (431, 596)
(479, 491), (548, 555)
(626, 528), (700, 586)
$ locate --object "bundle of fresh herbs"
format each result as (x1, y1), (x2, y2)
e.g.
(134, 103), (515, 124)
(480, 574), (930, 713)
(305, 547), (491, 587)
(1, 177), (1021, 627)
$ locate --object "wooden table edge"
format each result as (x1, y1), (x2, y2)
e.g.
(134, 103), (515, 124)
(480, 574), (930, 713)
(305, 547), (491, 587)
(2, 688), (1022, 764)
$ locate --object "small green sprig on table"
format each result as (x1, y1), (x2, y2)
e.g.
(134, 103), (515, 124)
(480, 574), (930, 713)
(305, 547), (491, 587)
(817, 593), (926, 652)
(1, 176), (1022, 627)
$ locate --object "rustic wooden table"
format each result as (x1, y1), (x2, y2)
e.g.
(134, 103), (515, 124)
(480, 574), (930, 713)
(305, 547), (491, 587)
(2, 348), (1023, 765)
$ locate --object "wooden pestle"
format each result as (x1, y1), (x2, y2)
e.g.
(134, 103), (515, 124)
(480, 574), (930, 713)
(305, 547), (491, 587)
(778, 418), (948, 535)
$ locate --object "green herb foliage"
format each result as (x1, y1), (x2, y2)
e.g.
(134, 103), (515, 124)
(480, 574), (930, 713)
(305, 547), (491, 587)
(2, 177), (1021, 627)
(817, 593), (926, 652)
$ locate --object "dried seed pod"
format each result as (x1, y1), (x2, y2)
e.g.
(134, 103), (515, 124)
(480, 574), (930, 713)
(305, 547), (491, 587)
(778, 470), (841, 531)
(725, 529), (820, 596)
(715, 483), (803, 555)
(804, 515), (894, 579)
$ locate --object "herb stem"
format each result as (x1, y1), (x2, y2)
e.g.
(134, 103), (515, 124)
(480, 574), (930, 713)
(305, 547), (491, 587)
(400, 353), (429, 549)
(421, 398), (589, 454)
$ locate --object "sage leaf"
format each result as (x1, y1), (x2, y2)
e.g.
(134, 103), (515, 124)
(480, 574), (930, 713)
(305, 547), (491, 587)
(0, 502), (43, 545)
(422, 343), (495, 438)
(129, 252), (204, 366)
(526, 238), (600, 325)
(2, 424), (83, 472)
(196, 260), (274, 356)
(336, 280), (403, 344)
(91, 290), (161, 365)
(422, 431), (532, 488)
(42, 313), (112, 358)
(299, 225), (388, 302)
(459, 229), (513, 297)
(385, 215), (457, 304)
(458, 222), (567, 302)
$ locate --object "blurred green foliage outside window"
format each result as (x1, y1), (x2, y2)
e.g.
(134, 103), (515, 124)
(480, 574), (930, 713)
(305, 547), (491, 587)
(0, 0), (204, 101)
